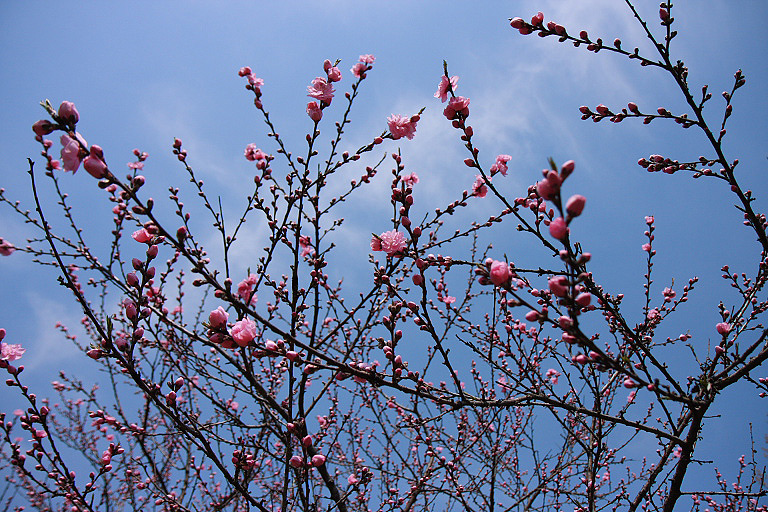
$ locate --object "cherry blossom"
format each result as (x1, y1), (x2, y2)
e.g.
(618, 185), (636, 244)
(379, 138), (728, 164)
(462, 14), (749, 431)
(434, 75), (459, 102)
(307, 77), (335, 105)
(0, 342), (25, 362)
(387, 114), (418, 140)
(230, 318), (257, 347)
(371, 230), (407, 256)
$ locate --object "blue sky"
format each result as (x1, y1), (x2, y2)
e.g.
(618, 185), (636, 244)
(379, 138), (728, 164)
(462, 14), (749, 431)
(1, 0), (767, 502)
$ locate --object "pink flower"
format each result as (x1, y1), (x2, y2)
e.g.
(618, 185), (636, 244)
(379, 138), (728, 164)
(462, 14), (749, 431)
(209, 307), (229, 329)
(306, 102), (323, 122)
(443, 96), (470, 120)
(472, 175), (489, 198)
(359, 54), (375, 64)
(566, 194), (586, 217)
(238, 66), (252, 77)
(545, 368), (560, 385)
(327, 66), (342, 83)
(434, 75), (459, 102)
(490, 154), (512, 176)
(645, 215), (655, 225)
(402, 173), (419, 187)
(244, 143), (266, 162)
(549, 217), (569, 240)
(307, 77), (335, 105)
(230, 318), (258, 347)
(641, 243), (652, 252)
(1, 343), (25, 362)
(237, 274), (259, 305)
(247, 75), (264, 92)
(299, 236), (314, 257)
(60, 134), (84, 172)
(372, 230), (407, 256)
(0, 238), (15, 256)
(387, 114), (418, 140)
(716, 322), (731, 335)
(489, 260), (510, 286)
(351, 63), (367, 78)
(132, 228), (153, 244)
(58, 101), (79, 124)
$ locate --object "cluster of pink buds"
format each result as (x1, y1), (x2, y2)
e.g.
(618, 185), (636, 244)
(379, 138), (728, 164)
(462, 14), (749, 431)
(350, 54), (375, 79)
(232, 449), (260, 471)
(475, 258), (514, 287)
(637, 154), (695, 174)
(531, 160), (586, 241)
(238, 66), (264, 107)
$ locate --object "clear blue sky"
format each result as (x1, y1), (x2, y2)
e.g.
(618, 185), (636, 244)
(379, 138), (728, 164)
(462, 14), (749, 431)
(2, 0), (767, 499)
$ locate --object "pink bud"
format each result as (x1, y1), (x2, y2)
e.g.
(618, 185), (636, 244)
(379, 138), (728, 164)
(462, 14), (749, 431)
(58, 101), (79, 124)
(32, 120), (54, 137)
(549, 217), (569, 240)
(525, 310), (539, 322)
(289, 455), (304, 468)
(566, 195), (586, 217)
(489, 260), (510, 286)
(311, 454), (326, 467)
(575, 292), (592, 307)
(83, 156), (107, 179)
(716, 322), (731, 335)
(560, 160), (575, 178)
(208, 307), (229, 329)
(548, 276), (568, 297)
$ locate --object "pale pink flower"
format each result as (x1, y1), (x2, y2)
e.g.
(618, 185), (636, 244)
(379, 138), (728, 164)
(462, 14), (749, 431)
(359, 54), (375, 64)
(489, 260), (510, 286)
(434, 75), (459, 102)
(0, 238), (15, 256)
(247, 75), (264, 92)
(351, 63), (367, 78)
(127, 161), (144, 170)
(387, 114), (418, 140)
(244, 143), (266, 162)
(327, 66), (342, 82)
(472, 175), (489, 198)
(490, 154), (512, 176)
(58, 101), (79, 124)
(230, 318), (258, 347)
(299, 236), (314, 257)
(132, 228), (153, 244)
(401, 172), (419, 187)
(348, 474), (360, 485)
(443, 96), (470, 119)
(545, 368), (560, 385)
(306, 101), (323, 122)
(372, 230), (407, 256)
(237, 273), (258, 305)
(60, 134), (84, 172)
(1, 343), (25, 362)
(209, 307), (229, 329)
(441, 295), (456, 305)
(307, 77), (335, 105)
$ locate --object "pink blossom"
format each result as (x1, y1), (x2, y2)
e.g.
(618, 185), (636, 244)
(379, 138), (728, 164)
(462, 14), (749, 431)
(490, 154), (512, 176)
(299, 235), (314, 257)
(387, 114), (418, 140)
(60, 134), (84, 172)
(402, 172), (419, 187)
(83, 146), (107, 179)
(58, 101), (79, 124)
(443, 96), (470, 120)
(641, 243), (652, 252)
(549, 217), (568, 240)
(351, 63), (367, 78)
(441, 295), (456, 305)
(1, 343), (25, 362)
(434, 75), (459, 102)
(545, 368), (560, 385)
(237, 273), (258, 305)
(348, 474), (360, 485)
(132, 228), (152, 244)
(289, 455), (303, 468)
(645, 215), (655, 225)
(209, 307), (229, 329)
(244, 143), (267, 162)
(247, 75), (264, 92)
(307, 77), (335, 105)
(716, 322), (731, 335)
(230, 318), (258, 347)
(489, 260), (510, 286)
(359, 54), (375, 64)
(311, 454), (326, 467)
(472, 175), (489, 197)
(238, 66), (252, 77)
(566, 194), (586, 217)
(548, 276), (568, 297)
(537, 171), (561, 200)
(306, 101), (323, 122)
(0, 238), (15, 256)
(372, 230), (407, 256)
(327, 66), (342, 83)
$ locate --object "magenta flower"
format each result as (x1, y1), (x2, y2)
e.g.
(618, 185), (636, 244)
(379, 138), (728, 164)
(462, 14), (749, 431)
(307, 77), (335, 105)
(371, 230), (407, 256)
(1, 343), (25, 362)
(0, 238), (15, 256)
(306, 101), (323, 122)
(58, 101), (79, 125)
(387, 114), (418, 140)
(489, 260), (510, 286)
(434, 75), (459, 103)
(230, 318), (258, 347)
